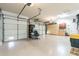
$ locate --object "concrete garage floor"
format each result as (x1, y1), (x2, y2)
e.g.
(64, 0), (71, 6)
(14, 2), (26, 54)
(0, 35), (74, 56)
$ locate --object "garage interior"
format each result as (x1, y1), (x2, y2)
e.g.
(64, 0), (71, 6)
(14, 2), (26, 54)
(0, 3), (79, 56)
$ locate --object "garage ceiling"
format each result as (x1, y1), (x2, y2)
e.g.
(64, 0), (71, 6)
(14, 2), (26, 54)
(0, 3), (79, 22)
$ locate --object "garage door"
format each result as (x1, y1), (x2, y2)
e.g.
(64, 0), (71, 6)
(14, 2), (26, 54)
(3, 14), (27, 41)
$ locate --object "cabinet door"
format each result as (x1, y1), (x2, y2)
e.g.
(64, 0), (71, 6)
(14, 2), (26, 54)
(47, 24), (58, 35)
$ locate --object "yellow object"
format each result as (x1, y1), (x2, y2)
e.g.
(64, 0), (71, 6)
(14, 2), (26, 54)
(70, 34), (79, 39)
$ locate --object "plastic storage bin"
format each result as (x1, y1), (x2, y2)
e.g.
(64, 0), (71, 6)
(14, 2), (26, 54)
(70, 34), (79, 48)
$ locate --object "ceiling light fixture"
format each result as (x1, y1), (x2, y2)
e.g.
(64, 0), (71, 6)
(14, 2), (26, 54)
(26, 3), (32, 6)
(24, 3), (34, 7)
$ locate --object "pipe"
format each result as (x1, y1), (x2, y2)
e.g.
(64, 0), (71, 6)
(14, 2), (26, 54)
(0, 8), (4, 42)
(4, 14), (26, 19)
(27, 8), (42, 20)
(17, 4), (27, 18)
(17, 3), (32, 18)
(17, 3), (28, 40)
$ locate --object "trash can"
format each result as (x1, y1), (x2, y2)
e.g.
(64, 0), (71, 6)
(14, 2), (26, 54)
(70, 34), (79, 48)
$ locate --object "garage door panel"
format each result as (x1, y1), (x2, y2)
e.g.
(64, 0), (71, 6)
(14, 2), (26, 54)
(4, 19), (17, 24)
(18, 21), (26, 24)
(4, 32), (17, 36)
(4, 35), (17, 41)
(18, 30), (26, 33)
(18, 34), (27, 39)
(3, 12), (28, 41)
(19, 26), (27, 30)
(4, 24), (17, 30)
(4, 30), (17, 33)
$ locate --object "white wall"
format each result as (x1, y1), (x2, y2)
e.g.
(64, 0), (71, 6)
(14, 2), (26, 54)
(2, 10), (28, 41)
(55, 15), (78, 34)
